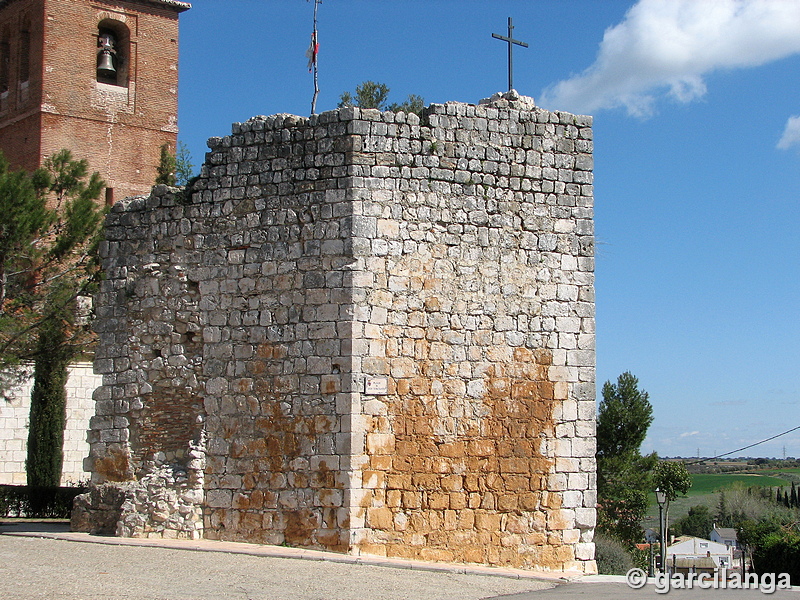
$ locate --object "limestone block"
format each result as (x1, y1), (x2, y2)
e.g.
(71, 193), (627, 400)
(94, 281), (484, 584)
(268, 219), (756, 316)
(575, 507), (596, 529)
(575, 542), (595, 561)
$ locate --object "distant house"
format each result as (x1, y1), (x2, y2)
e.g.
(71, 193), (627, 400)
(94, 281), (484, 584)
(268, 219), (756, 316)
(711, 525), (743, 569)
(711, 525), (739, 550)
(666, 536), (733, 574)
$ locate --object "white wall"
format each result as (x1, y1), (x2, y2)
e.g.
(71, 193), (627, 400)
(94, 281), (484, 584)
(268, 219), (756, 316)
(0, 363), (100, 485)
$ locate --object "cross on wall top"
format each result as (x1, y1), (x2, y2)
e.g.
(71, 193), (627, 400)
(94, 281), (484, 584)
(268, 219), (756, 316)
(492, 17), (528, 92)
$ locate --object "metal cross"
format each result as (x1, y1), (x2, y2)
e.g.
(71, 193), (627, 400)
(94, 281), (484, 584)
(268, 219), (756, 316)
(492, 17), (528, 91)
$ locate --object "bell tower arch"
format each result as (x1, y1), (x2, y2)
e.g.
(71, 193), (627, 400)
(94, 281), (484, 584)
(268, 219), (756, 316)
(96, 19), (131, 88)
(0, 0), (191, 202)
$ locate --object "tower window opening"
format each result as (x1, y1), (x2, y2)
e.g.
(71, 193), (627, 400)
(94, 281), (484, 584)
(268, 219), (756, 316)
(0, 37), (9, 95)
(19, 26), (30, 83)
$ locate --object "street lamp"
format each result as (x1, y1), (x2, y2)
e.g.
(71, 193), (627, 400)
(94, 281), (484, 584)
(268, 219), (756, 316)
(655, 487), (667, 572)
(645, 528), (657, 577)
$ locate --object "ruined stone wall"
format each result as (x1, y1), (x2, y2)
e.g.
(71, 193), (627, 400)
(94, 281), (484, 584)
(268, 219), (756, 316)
(83, 92), (597, 571)
(193, 113), (359, 550)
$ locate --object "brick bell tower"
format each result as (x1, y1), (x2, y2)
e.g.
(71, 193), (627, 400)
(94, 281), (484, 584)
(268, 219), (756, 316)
(0, 0), (190, 204)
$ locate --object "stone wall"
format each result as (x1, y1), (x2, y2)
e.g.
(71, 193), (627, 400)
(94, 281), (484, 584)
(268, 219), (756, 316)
(80, 91), (597, 572)
(0, 362), (100, 485)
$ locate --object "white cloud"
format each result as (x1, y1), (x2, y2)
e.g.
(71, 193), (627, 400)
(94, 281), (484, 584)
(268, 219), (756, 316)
(777, 115), (800, 149)
(679, 431), (700, 438)
(539, 0), (800, 117)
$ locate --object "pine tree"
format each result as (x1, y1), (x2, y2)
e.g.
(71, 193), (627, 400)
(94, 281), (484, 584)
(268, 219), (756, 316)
(597, 372), (654, 459)
(595, 372), (657, 545)
(175, 142), (195, 186)
(338, 81), (390, 110)
(338, 81), (425, 116)
(0, 151), (103, 379)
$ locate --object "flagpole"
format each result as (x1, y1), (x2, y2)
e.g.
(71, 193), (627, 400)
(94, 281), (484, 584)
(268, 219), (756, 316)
(310, 0), (320, 115)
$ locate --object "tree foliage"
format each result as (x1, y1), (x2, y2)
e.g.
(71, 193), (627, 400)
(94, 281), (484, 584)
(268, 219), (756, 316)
(156, 142), (195, 188)
(0, 150), (104, 484)
(389, 94), (425, 115)
(653, 461), (691, 502)
(597, 488), (651, 547)
(673, 504), (714, 538)
(155, 143), (177, 186)
(596, 371), (657, 546)
(175, 142), (195, 187)
(0, 157), (50, 308)
(338, 81), (425, 116)
(597, 371), (653, 459)
(0, 150), (104, 384)
(738, 520), (800, 584)
(339, 80), (390, 110)
(26, 310), (72, 486)
(28, 152), (103, 485)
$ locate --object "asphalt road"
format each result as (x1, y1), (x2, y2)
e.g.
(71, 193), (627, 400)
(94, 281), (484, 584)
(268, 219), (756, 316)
(0, 534), (553, 600)
(1, 527), (798, 600)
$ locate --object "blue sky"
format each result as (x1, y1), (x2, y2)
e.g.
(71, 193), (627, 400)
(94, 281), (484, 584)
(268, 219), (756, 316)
(176, 0), (800, 459)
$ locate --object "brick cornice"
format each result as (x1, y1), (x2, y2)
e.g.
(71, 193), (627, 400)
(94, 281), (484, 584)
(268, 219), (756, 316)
(0, 0), (191, 12)
(120, 0), (191, 12)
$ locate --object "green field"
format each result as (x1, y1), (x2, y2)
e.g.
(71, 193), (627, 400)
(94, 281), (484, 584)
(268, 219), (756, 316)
(765, 467), (800, 475)
(643, 471), (792, 530)
(688, 473), (790, 495)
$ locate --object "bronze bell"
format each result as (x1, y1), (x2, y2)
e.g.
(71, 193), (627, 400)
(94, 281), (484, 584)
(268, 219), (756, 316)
(97, 49), (116, 79)
(97, 32), (117, 80)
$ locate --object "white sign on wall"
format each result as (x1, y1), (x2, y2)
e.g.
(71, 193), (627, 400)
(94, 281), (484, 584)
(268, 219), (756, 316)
(364, 377), (388, 395)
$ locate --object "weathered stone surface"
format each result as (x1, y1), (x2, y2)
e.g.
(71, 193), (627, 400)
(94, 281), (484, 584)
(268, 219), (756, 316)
(78, 91), (596, 573)
(71, 483), (130, 535)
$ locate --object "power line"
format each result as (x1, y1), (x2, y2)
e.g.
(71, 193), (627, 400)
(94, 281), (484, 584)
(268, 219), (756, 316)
(686, 425), (800, 465)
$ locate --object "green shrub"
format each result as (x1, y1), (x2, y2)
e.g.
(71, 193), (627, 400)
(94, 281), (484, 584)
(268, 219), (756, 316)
(0, 484), (87, 518)
(594, 532), (634, 575)
(751, 531), (800, 585)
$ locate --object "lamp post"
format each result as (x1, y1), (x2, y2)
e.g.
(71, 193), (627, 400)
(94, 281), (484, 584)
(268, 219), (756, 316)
(645, 527), (659, 577)
(655, 487), (667, 572)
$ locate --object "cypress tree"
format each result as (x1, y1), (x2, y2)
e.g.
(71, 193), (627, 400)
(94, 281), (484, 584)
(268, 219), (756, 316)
(25, 303), (72, 487)
(791, 482), (797, 509)
(155, 143), (176, 186)
(716, 489), (728, 525)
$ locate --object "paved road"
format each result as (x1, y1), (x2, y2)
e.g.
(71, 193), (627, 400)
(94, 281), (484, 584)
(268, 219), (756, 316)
(0, 531), (552, 600)
(498, 584), (800, 599)
(1, 524), (797, 600)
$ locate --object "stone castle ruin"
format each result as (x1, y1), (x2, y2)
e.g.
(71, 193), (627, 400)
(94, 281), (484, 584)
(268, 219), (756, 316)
(74, 91), (597, 573)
